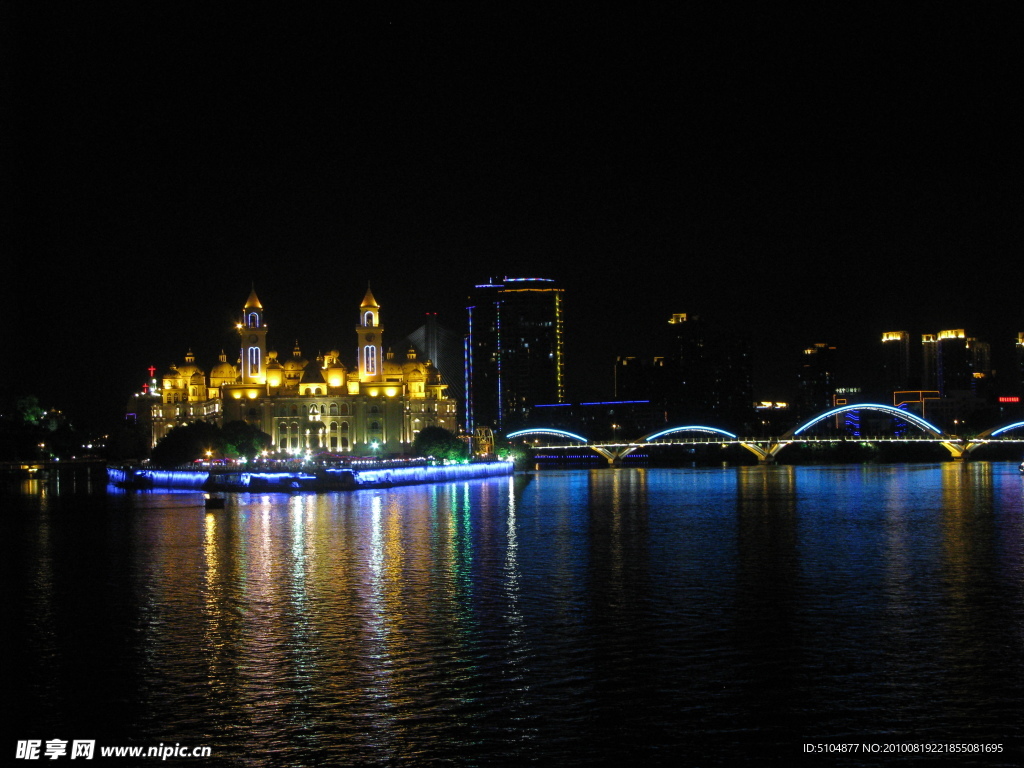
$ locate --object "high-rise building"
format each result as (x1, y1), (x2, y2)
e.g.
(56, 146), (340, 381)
(921, 334), (938, 390)
(465, 277), (565, 432)
(1016, 332), (1024, 396)
(405, 313), (465, 412)
(936, 329), (971, 394)
(665, 313), (753, 426)
(933, 329), (991, 396)
(881, 331), (912, 391)
(797, 342), (837, 417)
(612, 314), (753, 430)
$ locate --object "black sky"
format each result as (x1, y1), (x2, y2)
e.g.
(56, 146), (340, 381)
(4, 4), (1021, 431)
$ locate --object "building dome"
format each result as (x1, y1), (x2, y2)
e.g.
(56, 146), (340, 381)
(403, 360), (425, 378)
(210, 350), (236, 382)
(211, 360), (234, 378)
(176, 350), (204, 381)
(382, 350), (403, 376)
(284, 342), (308, 372)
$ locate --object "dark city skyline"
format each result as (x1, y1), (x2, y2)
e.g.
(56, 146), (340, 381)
(5, 5), (1021, 432)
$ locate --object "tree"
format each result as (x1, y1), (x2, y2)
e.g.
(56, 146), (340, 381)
(150, 421), (222, 466)
(411, 426), (467, 462)
(16, 396), (46, 425)
(221, 420), (271, 461)
(493, 436), (529, 467)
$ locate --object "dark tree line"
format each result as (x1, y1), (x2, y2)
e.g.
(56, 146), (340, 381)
(150, 421), (271, 466)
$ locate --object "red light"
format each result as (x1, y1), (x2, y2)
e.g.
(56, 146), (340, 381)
(998, 397), (1020, 403)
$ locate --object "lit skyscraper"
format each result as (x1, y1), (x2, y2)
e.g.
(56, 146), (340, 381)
(465, 277), (565, 432)
(797, 342), (837, 417)
(933, 329), (991, 396)
(1016, 332), (1024, 396)
(881, 331), (912, 391)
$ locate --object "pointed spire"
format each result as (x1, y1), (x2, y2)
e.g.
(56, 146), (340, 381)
(360, 283), (379, 309)
(244, 285), (263, 310)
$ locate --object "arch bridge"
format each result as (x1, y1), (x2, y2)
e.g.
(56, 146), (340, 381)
(506, 407), (1024, 465)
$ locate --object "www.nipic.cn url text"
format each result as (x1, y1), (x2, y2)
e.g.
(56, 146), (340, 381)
(16, 740), (212, 760)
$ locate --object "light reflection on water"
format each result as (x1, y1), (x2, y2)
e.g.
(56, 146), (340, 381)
(6, 464), (1024, 766)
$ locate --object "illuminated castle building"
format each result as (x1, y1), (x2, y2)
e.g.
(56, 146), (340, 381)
(149, 287), (458, 455)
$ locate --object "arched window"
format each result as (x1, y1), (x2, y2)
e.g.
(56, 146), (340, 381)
(364, 310), (374, 327)
(370, 421), (380, 431)
(364, 345), (376, 374)
(247, 312), (259, 328)
(248, 346), (260, 376)
(329, 403), (338, 415)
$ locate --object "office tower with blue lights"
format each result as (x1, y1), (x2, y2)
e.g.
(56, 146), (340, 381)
(465, 277), (565, 432)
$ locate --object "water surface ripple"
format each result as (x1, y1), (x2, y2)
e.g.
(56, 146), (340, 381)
(6, 464), (1024, 765)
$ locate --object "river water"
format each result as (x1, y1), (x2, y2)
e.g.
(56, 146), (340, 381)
(5, 463), (1024, 766)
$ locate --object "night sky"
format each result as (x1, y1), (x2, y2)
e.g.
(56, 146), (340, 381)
(5, 5), (1021, 432)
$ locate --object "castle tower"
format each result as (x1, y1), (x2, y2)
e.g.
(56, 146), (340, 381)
(356, 285), (383, 383)
(239, 287), (268, 386)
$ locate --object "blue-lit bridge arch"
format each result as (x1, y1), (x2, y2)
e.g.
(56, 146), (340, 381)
(760, 403), (955, 462)
(642, 425), (738, 441)
(506, 427), (622, 464)
(505, 411), (1024, 465)
(508, 424), (753, 464)
(981, 421), (1024, 438)
(505, 428), (589, 443)
(786, 403), (946, 439)
(780, 404), (1024, 461)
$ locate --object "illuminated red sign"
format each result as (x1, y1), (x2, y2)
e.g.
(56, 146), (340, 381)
(998, 397), (1021, 403)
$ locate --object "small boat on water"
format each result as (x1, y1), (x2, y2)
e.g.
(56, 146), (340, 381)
(204, 494), (225, 510)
